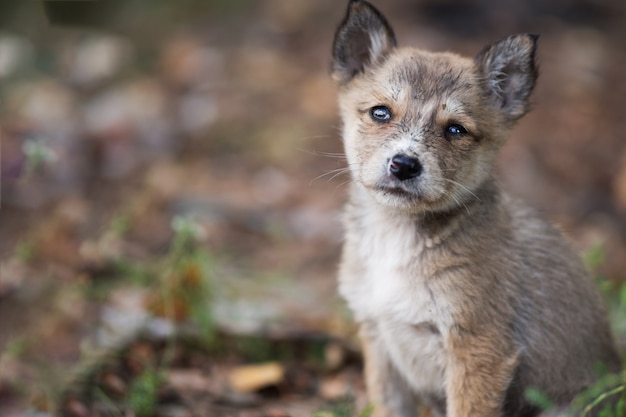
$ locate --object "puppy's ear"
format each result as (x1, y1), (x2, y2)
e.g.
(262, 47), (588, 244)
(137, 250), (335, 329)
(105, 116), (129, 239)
(475, 34), (539, 121)
(331, 0), (396, 84)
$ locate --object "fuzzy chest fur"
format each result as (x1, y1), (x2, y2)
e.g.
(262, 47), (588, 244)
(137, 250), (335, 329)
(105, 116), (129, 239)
(339, 205), (451, 394)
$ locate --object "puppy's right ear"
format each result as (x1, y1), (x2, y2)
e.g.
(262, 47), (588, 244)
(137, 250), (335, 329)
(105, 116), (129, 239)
(331, 0), (396, 84)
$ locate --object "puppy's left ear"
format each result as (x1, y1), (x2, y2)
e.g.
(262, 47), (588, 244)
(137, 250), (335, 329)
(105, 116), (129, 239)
(331, 0), (396, 85)
(475, 34), (539, 121)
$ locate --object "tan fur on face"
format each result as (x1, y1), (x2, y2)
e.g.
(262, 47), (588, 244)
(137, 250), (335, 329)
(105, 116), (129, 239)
(338, 49), (502, 213)
(331, 2), (621, 417)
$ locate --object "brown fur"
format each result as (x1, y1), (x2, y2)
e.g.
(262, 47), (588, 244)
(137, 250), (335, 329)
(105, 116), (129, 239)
(331, 2), (621, 417)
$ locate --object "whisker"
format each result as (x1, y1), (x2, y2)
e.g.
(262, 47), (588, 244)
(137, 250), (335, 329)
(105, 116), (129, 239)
(309, 167), (351, 185)
(441, 178), (481, 202)
(296, 147), (342, 156)
(328, 168), (351, 182)
(335, 178), (353, 190)
(295, 134), (333, 141)
(318, 152), (348, 159)
(451, 189), (471, 215)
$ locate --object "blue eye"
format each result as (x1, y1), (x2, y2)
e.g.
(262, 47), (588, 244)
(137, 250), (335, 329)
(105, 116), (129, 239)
(445, 124), (468, 139)
(370, 106), (392, 122)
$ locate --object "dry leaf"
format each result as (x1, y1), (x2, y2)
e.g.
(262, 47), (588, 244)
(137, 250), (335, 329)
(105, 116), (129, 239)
(227, 362), (285, 393)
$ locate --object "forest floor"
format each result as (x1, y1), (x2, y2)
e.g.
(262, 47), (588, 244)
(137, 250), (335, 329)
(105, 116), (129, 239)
(1, 1), (626, 416)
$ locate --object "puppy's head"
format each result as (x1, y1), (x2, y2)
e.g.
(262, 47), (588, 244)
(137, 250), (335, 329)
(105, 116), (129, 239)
(331, 0), (538, 213)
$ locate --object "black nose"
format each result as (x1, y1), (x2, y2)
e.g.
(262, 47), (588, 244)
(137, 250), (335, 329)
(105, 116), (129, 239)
(389, 154), (422, 181)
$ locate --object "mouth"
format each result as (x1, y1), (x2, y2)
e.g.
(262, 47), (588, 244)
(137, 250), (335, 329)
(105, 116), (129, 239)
(361, 172), (433, 208)
(378, 185), (413, 197)
(362, 173), (456, 212)
(363, 174), (443, 208)
(367, 182), (421, 201)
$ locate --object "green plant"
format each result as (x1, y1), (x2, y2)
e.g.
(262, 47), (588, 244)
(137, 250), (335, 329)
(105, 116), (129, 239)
(584, 245), (606, 270)
(582, 385), (625, 417)
(71, 214), (215, 413)
(127, 368), (163, 417)
(22, 137), (56, 176)
(14, 240), (36, 262)
(525, 387), (554, 411)
(162, 215), (215, 342)
(109, 214), (216, 341)
(2, 337), (27, 357)
(113, 257), (155, 286)
(91, 367), (164, 417)
(313, 398), (373, 417)
(109, 213), (132, 236)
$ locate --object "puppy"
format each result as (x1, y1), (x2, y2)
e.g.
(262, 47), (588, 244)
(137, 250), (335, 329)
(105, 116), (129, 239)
(331, 1), (621, 416)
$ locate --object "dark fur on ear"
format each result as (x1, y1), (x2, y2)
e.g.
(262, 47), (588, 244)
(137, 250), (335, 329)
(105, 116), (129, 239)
(331, 0), (397, 85)
(475, 34), (539, 121)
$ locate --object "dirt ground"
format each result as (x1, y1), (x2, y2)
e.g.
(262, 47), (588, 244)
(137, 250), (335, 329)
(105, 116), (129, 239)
(1, 1), (626, 416)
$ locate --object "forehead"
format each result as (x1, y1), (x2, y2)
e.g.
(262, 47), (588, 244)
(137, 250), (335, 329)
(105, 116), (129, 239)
(373, 49), (478, 102)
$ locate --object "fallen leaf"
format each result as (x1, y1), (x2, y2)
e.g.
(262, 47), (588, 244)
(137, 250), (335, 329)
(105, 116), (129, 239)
(227, 362), (285, 393)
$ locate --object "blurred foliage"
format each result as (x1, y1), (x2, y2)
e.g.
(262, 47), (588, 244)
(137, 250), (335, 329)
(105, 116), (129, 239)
(0, 0), (255, 32)
(126, 367), (163, 417)
(22, 138), (57, 177)
(314, 401), (373, 417)
(56, 215), (216, 415)
(14, 240), (36, 262)
(573, 374), (626, 417)
(525, 387), (555, 411)
(127, 214), (216, 340)
(585, 245), (607, 271)
(2, 337), (27, 359)
(583, 246), (626, 349)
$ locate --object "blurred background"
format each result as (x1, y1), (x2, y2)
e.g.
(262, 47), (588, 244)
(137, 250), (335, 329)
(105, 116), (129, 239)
(1, 0), (626, 415)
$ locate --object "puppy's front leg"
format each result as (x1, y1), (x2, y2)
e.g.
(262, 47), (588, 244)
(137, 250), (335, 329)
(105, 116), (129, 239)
(446, 330), (519, 417)
(359, 322), (421, 417)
